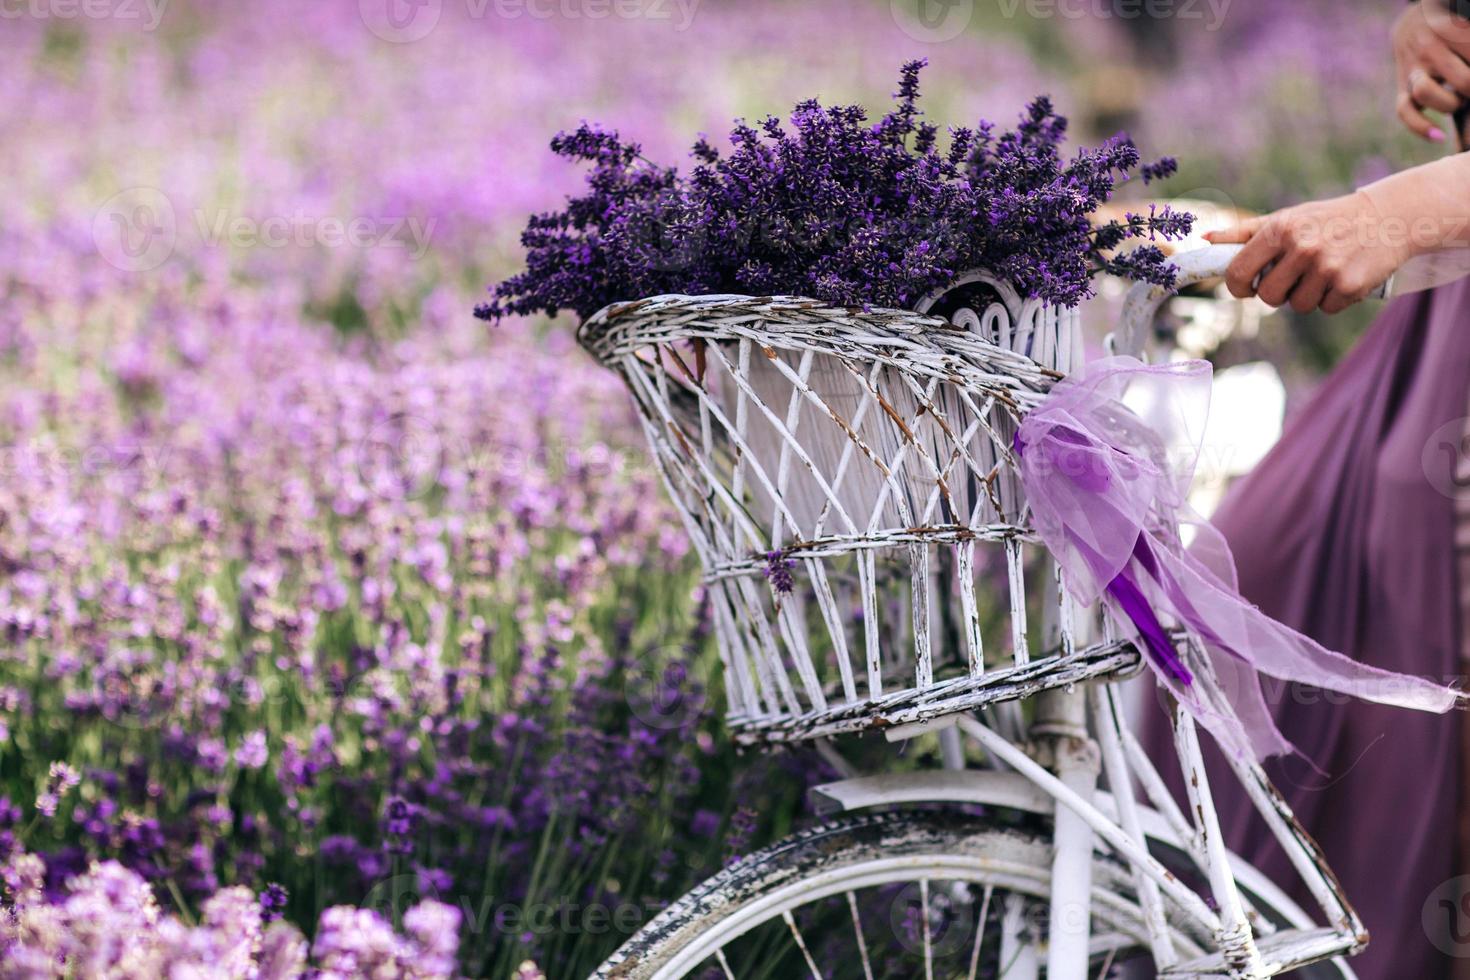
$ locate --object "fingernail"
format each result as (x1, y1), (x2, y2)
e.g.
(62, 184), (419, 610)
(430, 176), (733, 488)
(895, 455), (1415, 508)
(1430, 127), (1447, 142)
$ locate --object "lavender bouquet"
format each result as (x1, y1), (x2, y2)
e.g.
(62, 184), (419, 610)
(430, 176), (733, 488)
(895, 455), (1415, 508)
(478, 60), (1191, 324)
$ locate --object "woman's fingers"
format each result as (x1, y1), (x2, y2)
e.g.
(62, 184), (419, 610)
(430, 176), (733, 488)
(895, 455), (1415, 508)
(1320, 290), (1361, 315)
(1254, 250), (1310, 308)
(1287, 268), (1331, 314)
(1424, 1), (1470, 62)
(1224, 226), (1285, 299)
(1430, 48), (1470, 100)
(1203, 216), (1265, 245)
(1410, 67), (1463, 113)
(1398, 89), (1447, 141)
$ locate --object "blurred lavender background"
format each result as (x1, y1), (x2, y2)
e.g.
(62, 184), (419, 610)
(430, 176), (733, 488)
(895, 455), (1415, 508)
(0, 1), (1432, 975)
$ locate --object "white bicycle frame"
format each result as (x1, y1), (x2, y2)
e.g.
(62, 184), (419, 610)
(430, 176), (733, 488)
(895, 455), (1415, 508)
(582, 244), (1366, 979)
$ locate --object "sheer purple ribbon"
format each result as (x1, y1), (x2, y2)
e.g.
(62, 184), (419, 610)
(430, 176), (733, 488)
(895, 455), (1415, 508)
(1014, 356), (1462, 761)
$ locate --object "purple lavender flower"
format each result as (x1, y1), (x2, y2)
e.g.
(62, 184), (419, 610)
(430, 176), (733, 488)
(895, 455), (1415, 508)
(260, 882), (289, 923)
(762, 550), (797, 596)
(235, 730), (270, 769)
(723, 807), (759, 867)
(0, 8), (1074, 976)
(312, 905), (408, 977)
(1, 859), (460, 979)
(35, 763), (80, 819)
(479, 61), (1189, 323)
(690, 809), (721, 839)
(403, 899), (462, 976)
(382, 796), (416, 855)
(258, 921), (310, 980)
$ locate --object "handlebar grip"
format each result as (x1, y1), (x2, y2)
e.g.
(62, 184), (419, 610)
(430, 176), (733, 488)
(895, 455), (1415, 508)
(1112, 244), (1392, 359)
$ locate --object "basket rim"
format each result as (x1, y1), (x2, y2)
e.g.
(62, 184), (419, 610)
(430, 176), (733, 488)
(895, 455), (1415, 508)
(576, 291), (1066, 401)
(580, 292), (950, 337)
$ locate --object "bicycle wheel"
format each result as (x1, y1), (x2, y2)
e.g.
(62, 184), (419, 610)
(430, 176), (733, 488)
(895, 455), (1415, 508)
(592, 810), (1211, 980)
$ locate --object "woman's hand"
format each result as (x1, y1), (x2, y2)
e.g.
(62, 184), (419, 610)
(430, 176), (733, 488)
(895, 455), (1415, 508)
(1393, 0), (1470, 142)
(1205, 193), (1412, 314)
(1206, 155), (1470, 314)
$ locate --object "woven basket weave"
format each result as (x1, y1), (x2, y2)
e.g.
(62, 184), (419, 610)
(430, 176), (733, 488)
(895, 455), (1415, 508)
(580, 279), (1140, 744)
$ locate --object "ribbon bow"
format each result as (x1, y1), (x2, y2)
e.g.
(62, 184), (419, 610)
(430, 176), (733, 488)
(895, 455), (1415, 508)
(1015, 356), (1460, 761)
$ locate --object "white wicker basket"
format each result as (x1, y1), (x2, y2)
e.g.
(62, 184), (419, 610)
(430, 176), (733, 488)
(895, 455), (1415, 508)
(580, 274), (1141, 744)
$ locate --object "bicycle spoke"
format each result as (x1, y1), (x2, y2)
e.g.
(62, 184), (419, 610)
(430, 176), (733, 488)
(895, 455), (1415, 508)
(702, 877), (1143, 980)
(966, 883), (994, 980)
(920, 878), (934, 980)
(845, 891), (874, 980)
(782, 910), (822, 979)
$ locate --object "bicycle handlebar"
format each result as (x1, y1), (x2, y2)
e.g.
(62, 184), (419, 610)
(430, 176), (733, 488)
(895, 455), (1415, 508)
(1113, 243), (1393, 360)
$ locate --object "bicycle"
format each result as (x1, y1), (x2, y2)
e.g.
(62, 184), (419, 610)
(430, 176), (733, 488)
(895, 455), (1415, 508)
(580, 244), (1364, 979)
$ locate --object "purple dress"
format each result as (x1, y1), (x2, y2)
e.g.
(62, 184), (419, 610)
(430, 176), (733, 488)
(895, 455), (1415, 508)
(1142, 279), (1470, 978)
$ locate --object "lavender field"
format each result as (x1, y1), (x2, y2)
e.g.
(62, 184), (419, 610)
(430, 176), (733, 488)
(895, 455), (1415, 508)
(0, 1), (1431, 976)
